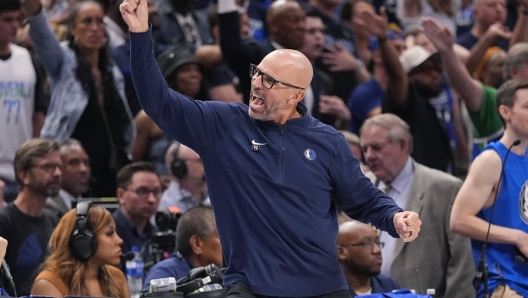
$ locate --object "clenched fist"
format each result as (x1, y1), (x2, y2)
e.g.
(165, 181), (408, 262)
(119, 0), (149, 33)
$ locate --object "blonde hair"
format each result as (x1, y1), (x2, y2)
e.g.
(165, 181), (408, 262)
(41, 206), (125, 298)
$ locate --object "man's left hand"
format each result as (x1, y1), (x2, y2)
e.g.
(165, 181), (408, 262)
(393, 211), (421, 242)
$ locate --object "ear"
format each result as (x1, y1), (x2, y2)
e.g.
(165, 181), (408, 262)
(290, 89), (306, 104)
(116, 188), (126, 204)
(336, 245), (347, 261)
(509, 65), (517, 78)
(17, 169), (30, 187)
(69, 26), (77, 41)
(399, 137), (409, 153)
(189, 235), (203, 255)
(498, 104), (510, 122)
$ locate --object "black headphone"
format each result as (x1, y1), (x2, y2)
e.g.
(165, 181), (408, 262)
(70, 200), (98, 261)
(171, 142), (188, 179)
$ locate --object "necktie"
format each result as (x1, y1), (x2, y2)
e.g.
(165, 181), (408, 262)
(383, 182), (392, 194)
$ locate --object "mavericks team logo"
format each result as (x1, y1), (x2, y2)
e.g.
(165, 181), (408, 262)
(520, 181), (528, 224)
(304, 149), (316, 160)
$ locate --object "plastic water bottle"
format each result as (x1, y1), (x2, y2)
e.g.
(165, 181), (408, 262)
(426, 288), (436, 297)
(126, 246), (144, 298)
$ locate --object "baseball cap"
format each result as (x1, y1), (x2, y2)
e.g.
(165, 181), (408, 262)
(368, 23), (405, 52)
(399, 45), (440, 74)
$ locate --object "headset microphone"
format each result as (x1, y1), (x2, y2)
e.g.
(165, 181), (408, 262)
(475, 139), (520, 298)
(121, 251), (136, 262)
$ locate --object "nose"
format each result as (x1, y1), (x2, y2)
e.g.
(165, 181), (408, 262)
(147, 192), (158, 203)
(53, 165), (62, 176)
(363, 147), (374, 162)
(372, 243), (382, 254)
(190, 69), (202, 79)
(251, 74), (262, 89)
(80, 161), (90, 173)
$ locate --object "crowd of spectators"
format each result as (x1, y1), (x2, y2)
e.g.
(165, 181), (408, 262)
(1, 0), (528, 296)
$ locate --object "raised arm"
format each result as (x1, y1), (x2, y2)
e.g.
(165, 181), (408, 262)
(465, 23), (511, 75)
(421, 17), (484, 112)
(357, 8), (408, 106)
(509, 0), (528, 47)
(21, 0), (65, 79)
(121, 0), (234, 153)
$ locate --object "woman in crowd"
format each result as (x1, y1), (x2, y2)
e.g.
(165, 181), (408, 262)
(22, 0), (135, 197)
(31, 202), (129, 298)
(132, 44), (207, 187)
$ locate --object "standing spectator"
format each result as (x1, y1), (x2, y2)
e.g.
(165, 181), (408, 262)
(337, 221), (399, 296)
(307, 0), (371, 102)
(112, 0), (161, 117)
(298, 11), (351, 128)
(219, 0), (306, 103)
(347, 23), (406, 134)
(0, 0), (47, 203)
(456, 0), (508, 50)
(397, 0), (459, 35)
(45, 139), (90, 218)
(113, 162), (161, 270)
(421, 19), (528, 156)
(360, 114), (475, 297)
(355, 7), (459, 174)
(23, 0), (135, 198)
(451, 79), (528, 297)
(0, 139), (60, 296)
(194, 4), (246, 103)
(155, 0), (212, 51)
(132, 44), (207, 184)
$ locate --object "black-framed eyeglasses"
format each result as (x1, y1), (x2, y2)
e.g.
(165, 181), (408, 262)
(249, 64), (305, 90)
(339, 241), (385, 250)
(127, 187), (162, 199)
(31, 163), (61, 173)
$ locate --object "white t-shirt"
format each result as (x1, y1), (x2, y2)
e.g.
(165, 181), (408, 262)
(0, 44), (36, 181)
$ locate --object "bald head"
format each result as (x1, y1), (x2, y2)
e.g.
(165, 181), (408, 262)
(177, 144), (199, 160)
(266, 0), (306, 49)
(337, 221), (383, 278)
(261, 49), (313, 90)
(338, 221), (377, 242)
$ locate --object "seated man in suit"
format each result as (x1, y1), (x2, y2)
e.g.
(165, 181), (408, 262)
(337, 220), (399, 296)
(360, 113), (475, 297)
(45, 139), (91, 218)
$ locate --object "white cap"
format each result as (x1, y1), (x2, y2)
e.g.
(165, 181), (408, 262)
(399, 45), (438, 74)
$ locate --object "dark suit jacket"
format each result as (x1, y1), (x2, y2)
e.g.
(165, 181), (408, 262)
(220, 11), (275, 104)
(156, 0), (213, 51)
(44, 195), (70, 219)
(389, 161), (475, 298)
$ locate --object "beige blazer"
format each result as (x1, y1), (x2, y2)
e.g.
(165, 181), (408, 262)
(390, 161), (475, 298)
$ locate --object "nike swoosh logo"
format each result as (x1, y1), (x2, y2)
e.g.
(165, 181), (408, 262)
(251, 140), (267, 146)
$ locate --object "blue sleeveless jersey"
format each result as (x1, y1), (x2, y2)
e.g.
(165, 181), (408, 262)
(473, 141), (528, 297)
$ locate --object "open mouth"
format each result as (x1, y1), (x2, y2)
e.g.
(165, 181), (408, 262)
(251, 94), (265, 108)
